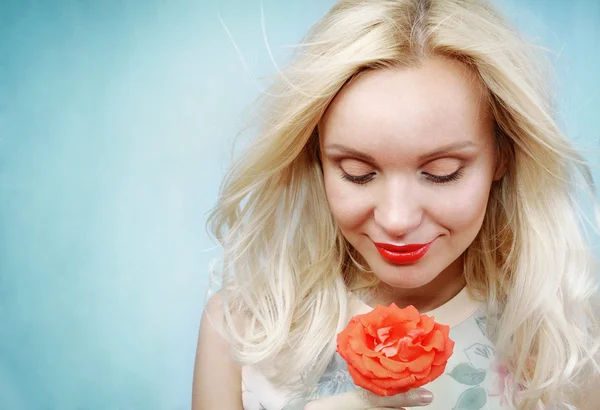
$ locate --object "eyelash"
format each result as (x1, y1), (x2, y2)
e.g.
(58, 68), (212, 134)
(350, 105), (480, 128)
(422, 169), (464, 184)
(340, 169), (464, 185)
(340, 172), (376, 185)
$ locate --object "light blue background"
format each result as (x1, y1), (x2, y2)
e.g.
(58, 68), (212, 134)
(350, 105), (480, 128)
(0, 1), (598, 409)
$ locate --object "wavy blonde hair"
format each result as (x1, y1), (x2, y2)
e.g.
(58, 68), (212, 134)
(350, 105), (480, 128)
(207, 0), (600, 408)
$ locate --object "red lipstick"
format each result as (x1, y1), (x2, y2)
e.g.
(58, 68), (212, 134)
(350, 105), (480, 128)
(374, 240), (434, 264)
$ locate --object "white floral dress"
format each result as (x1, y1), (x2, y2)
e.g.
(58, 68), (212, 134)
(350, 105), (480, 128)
(242, 287), (517, 410)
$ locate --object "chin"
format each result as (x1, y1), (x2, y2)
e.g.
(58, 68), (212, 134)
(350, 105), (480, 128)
(381, 278), (435, 290)
(374, 265), (438, 290)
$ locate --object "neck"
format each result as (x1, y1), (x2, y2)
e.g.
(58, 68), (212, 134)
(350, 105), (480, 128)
(367, 256), (466, 313)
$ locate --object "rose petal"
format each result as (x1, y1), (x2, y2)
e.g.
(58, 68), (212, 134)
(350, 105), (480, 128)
(336, 322), (355, 359)
(411, 364), (433, 380)
(362, 348), (384, 358)
(384, 325), (415, 347)
(432, 337), (455, 366)
(339, 303), (455, 396)
(348, 329), (381, 359)
(418, 314), (435, 334)
(377, 326), (392, 344)
(379, 355), (409, 373)
(362, 355), (396, 379)
(337, 319), (363, 350)
(379, 343), (401, 357)
(348, 332), (374, 354)
(347, 363), (391, 396)
(361, 305), (418, 331)
(342, 346), (377, 379)
(371, 374), (417, 390)
(407, 328), (426, 339)
(406, 350), (435, 372)
(435, 322), (451, 339)
(360, 304), (422, 346)
(415, 362), (447, 387)
(420, 329), (445, 351)
(395, 340), (425, 361)
(382, 305), (419, 326)
(358, 305), (389, 337)
(382, 306), (420, 337)
(337, 324), (378, 379)
(374, 337), (398, 354)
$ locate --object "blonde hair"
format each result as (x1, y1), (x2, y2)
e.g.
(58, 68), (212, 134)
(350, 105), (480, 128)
(207, 0), (600, 408)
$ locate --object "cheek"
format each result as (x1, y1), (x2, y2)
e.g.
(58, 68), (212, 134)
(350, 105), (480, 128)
(323, 170), (371, 229)
(433, 175), (492, 233)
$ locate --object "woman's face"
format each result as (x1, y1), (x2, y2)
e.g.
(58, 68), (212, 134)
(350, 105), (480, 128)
(319, 57), (502, 290)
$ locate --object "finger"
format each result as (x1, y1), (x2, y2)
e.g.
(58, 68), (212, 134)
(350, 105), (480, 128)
(304, 388), (433, 410)
(356, 388), (433, 408)
(368, 408), (406, 410)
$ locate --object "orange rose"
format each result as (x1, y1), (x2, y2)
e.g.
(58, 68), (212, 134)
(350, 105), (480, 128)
(336, 303), (454, 396)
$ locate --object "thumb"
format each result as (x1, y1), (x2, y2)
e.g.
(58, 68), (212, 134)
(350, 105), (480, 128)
(304, 388), (434, 409)
(358, 388), (434, 408)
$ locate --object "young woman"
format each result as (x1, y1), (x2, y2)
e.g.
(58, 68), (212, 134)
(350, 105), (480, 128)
(193, 0), (600, 409)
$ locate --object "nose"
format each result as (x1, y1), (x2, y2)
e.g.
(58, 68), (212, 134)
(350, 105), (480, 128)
(373, 179), (424, 238)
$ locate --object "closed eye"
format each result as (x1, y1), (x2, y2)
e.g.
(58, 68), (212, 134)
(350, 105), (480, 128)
(340, 169), (464, 185)
(422, 169), (463, 184)
(340, 171), (376, 185)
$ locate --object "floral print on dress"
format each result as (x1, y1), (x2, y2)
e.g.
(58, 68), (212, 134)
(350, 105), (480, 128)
(241, 308), (544, 409)
(489, 360), (519, 407)
(447, 343), (492, 409)
(281, 353), (357, 410)
(468, 312), (542, 410)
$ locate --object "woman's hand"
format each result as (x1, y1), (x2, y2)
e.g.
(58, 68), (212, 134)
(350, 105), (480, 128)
(304, 388), (434, 410)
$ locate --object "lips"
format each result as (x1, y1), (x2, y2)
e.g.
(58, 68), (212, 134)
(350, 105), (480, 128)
(374, 240), (435, 264)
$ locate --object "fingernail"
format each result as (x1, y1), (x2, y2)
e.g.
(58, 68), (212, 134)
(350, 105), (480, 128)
(417, 388), (434, 404)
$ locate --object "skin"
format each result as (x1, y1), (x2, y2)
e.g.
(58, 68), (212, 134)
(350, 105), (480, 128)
(193, 56), (506, 409)
(193, 293), (432, 409)
(319, 56), (505, 312)
(192, 292), (243, 410)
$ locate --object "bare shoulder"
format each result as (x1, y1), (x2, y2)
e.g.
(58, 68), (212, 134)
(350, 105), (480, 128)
(192, 291), (243, 410)
(573, 375), (600, 410)
(572, 312), (600, 410)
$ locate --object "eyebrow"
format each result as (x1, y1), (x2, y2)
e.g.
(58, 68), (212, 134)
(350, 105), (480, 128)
(324, 144), (376, 163)
(324, 141), (476, 163)
(417, 141), (476, 161)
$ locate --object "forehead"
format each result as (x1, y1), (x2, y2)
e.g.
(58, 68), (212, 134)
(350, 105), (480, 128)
(319, 57), (494, 156)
